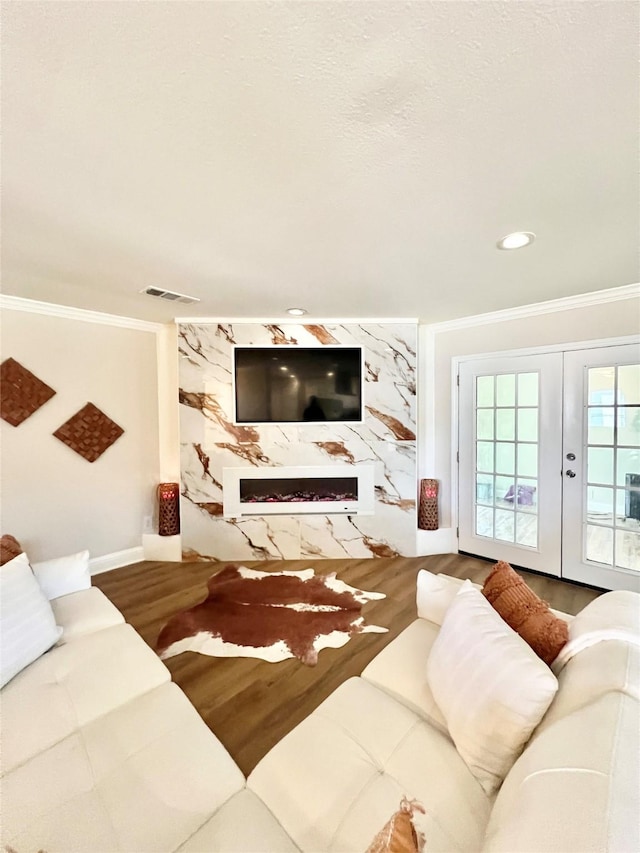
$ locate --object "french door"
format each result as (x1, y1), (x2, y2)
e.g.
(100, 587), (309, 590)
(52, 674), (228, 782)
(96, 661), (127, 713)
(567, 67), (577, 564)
(458, 343), (640, 591)
(562, 346), (640, 589)
(459, 353), (563, 576)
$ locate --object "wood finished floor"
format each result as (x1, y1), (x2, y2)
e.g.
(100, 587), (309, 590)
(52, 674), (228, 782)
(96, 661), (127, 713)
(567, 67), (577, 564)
(93, 554), (601, 775)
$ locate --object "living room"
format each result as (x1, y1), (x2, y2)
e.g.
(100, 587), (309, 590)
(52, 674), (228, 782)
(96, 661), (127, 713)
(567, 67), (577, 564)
(1, 2), (639, 851)
(2, 290), (639, 571)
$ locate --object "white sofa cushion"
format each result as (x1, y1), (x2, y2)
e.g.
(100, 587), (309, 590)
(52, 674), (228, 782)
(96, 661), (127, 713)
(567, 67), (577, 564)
(0, 551), (62, 688)
(482, 692), (640, 852)
(551, 589), (640, 674)
(31, 549), (91, 601)
(0, 622), (170, 775)
(426, 582), (558, 795)
(1, 682), (245, 853)
(177, 790), (300, 852)
(51, 586), (125, 644)
(568, 589), (640, 637)
(362, 618), (448, 733)
(248, 677), (491, 853)
(535, 639), (640, 737)
(416, 570), (474, 624)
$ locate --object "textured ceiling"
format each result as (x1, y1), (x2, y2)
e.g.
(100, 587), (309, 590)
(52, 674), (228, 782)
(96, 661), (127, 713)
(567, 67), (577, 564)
(1, 1), (638, 324)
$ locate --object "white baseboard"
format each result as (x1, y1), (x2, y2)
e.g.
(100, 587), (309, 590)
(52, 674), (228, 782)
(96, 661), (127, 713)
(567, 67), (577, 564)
(142, 533), (182, 562)
(89, 546), (145, 575)
(416, 527), (457, 556)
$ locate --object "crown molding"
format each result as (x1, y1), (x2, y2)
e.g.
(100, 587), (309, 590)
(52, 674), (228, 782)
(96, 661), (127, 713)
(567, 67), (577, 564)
(173, 316), (419, 325)
(0, 295), (165, 333)
(426, 283), (640, 334)
(3, 284), (636, 334)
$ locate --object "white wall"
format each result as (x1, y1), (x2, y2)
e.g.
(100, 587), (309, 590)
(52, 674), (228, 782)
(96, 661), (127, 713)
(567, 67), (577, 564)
(0, 307), (161, 563)
(157, 323), (180, 482)
(418, 289), (640, 553)
(4, 290), (631, 564)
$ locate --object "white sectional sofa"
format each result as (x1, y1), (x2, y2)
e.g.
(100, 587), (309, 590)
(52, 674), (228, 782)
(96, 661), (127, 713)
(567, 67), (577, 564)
(1, 565), (639, 852)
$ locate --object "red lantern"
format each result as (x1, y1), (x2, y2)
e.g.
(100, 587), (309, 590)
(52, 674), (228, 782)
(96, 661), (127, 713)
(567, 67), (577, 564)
(418, 479), (439, 530)
(157, 482), (180, 536)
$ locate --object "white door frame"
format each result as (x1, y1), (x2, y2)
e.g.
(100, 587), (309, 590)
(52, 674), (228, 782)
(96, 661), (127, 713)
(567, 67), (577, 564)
(562, 343), (640, 591)
(452, 335), (640, 554)
(458, 352), (563, 574)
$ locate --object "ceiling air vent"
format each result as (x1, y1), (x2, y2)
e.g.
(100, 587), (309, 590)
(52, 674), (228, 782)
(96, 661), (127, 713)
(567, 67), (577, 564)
(141, 286), (200, 305)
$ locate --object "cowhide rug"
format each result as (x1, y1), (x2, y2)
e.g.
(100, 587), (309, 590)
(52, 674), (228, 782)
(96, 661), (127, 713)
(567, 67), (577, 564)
(156, 564), (387, 666)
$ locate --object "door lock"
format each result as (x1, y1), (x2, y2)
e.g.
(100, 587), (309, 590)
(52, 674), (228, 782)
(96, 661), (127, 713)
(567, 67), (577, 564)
(566, 452), (576, 461)
(565, 469), (576, 478)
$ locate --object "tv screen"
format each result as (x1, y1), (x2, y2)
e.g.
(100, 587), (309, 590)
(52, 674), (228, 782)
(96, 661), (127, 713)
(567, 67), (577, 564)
(234, 347), (362, 424)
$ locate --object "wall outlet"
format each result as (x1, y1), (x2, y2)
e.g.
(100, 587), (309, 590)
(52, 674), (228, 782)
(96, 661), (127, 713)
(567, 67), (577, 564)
(143, 515), (154, 534)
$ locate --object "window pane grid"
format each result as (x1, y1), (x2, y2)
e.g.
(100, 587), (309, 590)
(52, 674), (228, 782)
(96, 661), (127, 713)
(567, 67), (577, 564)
(474, 372), (539, 548)
(585, 364), (640, 571)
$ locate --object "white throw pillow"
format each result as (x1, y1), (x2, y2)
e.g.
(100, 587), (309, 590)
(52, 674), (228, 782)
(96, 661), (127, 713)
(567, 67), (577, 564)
(416, 570), (480, 625)
(426, 581), (558, 795)
(0, 552), (62, 687)
(31, 549), (91, 601)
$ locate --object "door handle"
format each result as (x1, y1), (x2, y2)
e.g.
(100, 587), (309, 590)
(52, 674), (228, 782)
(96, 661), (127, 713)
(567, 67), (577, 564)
(565, 469), (576, 478)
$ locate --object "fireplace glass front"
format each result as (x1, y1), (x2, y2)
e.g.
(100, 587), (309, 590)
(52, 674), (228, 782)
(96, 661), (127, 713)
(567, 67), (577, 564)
(239, 477), (358, 505)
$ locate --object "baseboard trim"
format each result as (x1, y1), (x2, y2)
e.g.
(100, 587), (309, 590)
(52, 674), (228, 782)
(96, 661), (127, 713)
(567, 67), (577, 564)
(90, 546), (145, 575)
(416, 527), (456, 556)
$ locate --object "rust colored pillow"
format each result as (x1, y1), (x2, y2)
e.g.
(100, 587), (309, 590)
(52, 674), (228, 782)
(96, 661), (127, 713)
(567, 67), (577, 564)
(482, 561), (568, 666)
(0, 534), (23, 566)
(366, 798), (426, 853)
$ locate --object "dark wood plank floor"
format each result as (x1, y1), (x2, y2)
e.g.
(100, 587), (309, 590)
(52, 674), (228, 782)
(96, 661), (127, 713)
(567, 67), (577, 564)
(93, 554), (601, 775)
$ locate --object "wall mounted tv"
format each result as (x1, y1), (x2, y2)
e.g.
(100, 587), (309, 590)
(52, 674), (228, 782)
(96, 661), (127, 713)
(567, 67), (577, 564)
(233, 347), (363, 424)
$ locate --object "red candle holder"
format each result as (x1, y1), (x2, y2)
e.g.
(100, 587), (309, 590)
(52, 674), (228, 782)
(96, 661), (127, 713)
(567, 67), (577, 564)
(157, 482), (180, 536)
(418, 478), (439, 530)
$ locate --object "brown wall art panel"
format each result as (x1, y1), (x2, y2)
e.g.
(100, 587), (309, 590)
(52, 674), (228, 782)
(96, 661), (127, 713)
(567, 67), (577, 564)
(53, 402), (124, 462)
(0, 358), (56, 426)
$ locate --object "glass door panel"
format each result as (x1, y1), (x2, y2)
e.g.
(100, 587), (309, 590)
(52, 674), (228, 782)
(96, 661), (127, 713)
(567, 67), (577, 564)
(473, 372), (541, 547)
(563, 344), (640, 591)
(459, 343), (640, 590)
(459, 353), (562, 575)
(585, 361), (640, 571)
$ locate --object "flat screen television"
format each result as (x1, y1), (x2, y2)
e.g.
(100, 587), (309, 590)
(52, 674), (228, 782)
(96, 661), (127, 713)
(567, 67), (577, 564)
(233, 346), (363, 424)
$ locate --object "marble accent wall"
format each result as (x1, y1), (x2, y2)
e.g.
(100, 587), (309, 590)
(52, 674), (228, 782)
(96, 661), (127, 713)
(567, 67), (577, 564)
(178, 322), (417, 560)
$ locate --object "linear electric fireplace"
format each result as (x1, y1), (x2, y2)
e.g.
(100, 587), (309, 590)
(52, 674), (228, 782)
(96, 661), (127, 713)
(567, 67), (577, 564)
(223, 465), (375, 517)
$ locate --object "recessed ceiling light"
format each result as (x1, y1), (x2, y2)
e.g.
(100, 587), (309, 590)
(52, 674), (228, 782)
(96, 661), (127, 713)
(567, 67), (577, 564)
(286, 307), (307, 316)
(496, 231), (536, 250)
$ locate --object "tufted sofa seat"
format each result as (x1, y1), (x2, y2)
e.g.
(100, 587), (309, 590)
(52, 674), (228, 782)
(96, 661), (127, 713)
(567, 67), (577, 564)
(1, 565), (639, 852)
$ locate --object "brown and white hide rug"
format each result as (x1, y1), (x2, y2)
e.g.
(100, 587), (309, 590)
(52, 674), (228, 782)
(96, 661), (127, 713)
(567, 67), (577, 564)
(156, 564), (387, 666)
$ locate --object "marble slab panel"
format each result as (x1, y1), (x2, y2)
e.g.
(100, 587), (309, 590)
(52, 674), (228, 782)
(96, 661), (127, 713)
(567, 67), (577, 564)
(299, 515), (389, 560)
(181, 500), (301, 562)
(178, 322), (418, 560)
(348, 501), (417, 558)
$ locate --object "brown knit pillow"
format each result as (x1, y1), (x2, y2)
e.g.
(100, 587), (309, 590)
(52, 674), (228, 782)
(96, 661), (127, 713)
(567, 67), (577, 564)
(482, 561), (568, 666)
(0, 534), (23, 566)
